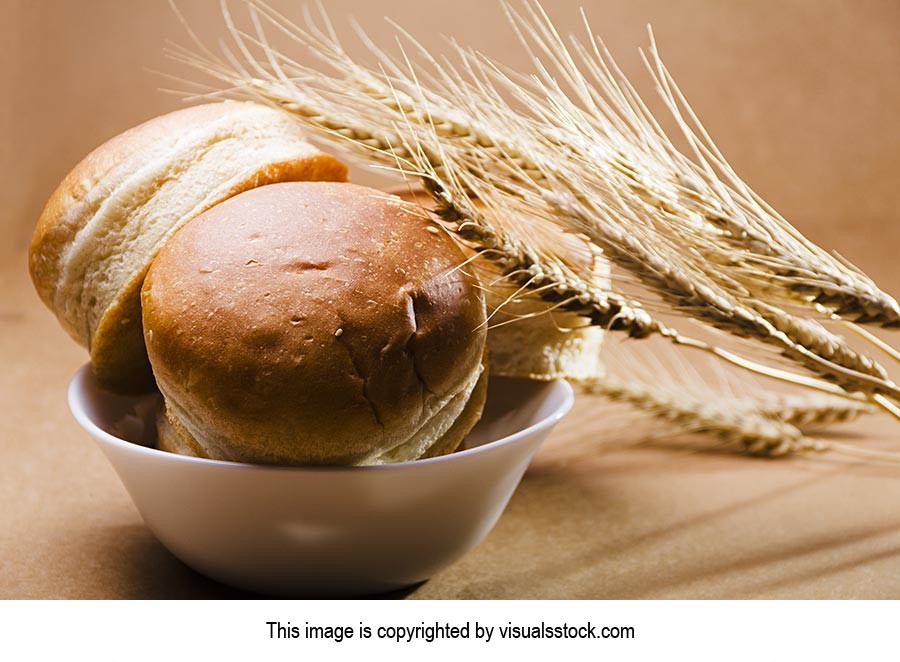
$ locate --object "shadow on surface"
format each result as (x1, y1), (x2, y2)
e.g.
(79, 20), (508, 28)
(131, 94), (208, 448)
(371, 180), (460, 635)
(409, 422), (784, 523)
(99, 525), (259, 599)
(98, 524), (423, 599)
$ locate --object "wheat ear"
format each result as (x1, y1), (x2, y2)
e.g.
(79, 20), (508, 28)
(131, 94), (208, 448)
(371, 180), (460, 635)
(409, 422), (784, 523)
(576, 375), (817, 457)
(578, 375), (897, 461)
(753, 393), (872, 428)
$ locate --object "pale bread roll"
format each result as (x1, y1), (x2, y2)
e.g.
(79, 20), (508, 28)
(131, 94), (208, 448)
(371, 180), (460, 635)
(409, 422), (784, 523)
(142, 182), (488, 466)
(29, 101), (348, 392)
(393, 187), (608, 381)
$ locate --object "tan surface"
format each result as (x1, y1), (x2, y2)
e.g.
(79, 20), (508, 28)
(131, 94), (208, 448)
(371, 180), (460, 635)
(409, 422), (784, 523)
(2, 0), (900, 598)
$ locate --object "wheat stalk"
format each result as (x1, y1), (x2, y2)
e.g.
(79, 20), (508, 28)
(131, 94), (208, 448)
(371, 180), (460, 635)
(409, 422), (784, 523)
(497, 1), (900, 328)
(576, 374), (818, 457)
(577, 331), (873, 458)
(577, 375), (887, 461)
(166, 1), (900, 417)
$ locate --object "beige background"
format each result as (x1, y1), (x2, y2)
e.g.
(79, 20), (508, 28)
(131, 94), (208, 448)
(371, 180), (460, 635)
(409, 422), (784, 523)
(2, 0), (900, 598)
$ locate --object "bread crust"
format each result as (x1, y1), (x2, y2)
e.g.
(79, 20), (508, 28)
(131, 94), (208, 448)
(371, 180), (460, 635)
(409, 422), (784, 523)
(142, 182), (487, 465)
(154, 356), (489, 463)
(29, 102), (348, 392)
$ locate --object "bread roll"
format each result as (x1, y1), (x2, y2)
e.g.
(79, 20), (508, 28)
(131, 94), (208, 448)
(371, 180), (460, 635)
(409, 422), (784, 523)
(482, 232), (608, 381)
(393, 187), (608, 381)
(142, 182), (488, 466)
(29, 102), (348, 392)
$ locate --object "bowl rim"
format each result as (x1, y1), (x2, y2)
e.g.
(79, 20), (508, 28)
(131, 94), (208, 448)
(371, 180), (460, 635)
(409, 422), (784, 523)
(68, 363), (574, 473)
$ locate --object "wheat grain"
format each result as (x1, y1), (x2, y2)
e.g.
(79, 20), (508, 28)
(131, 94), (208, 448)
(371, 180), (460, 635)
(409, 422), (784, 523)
(754, 393), (872, 427)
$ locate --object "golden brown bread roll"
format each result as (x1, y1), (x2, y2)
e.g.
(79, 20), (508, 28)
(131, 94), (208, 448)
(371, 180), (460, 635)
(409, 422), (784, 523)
(142, 182), (488, 465)
(29, 101), (348, 392)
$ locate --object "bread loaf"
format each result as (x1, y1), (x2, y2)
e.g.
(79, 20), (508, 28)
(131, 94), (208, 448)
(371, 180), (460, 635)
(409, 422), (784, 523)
(142, 182), (488, 465)
(29, 101), (348, 392)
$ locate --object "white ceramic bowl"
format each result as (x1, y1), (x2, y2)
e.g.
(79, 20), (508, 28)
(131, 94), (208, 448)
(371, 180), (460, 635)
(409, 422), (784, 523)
(68, 364), (573, 596)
